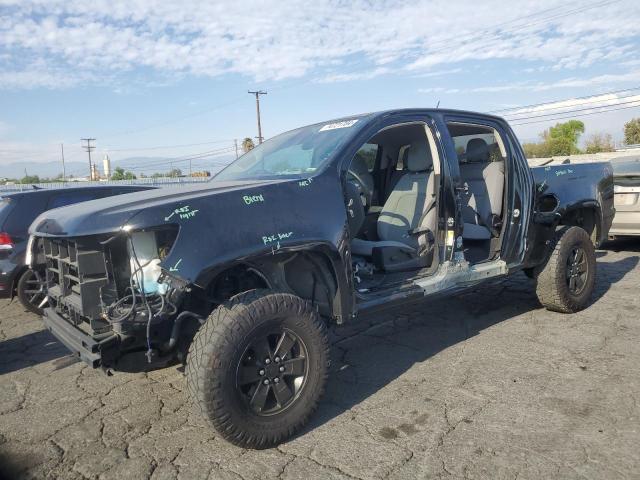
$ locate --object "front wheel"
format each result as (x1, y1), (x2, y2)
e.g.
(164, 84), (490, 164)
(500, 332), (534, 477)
(186, 290), (329, 448)
(535, 226), (596, 313)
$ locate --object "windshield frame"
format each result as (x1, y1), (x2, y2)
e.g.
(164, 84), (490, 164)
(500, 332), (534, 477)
(212, 115), (370, 182)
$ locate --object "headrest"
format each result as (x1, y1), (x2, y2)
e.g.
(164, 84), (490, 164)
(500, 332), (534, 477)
(466, 138), (489, 163)
(406, 139), (432, 172)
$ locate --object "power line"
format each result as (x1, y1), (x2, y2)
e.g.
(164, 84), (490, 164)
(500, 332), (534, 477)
(60, 143), (66, 184)
(103, 138), (236, 152)
(248, 90), (267, 144)
(119, 147), (236, 172)
(505, 97), (640, 121)
(510, 102), (640, 126)
(81, 138), (96, 179)
(494, 86), (640, 115)
(63, 144), (237, 178)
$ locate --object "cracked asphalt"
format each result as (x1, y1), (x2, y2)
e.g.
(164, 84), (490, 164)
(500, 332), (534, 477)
(1, 239), (639, 480)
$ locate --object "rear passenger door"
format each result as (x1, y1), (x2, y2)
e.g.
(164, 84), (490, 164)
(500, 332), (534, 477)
(442, 114), (532, 266)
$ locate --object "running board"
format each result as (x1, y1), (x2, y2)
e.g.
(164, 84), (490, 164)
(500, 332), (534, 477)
(413, 259), (508, 296)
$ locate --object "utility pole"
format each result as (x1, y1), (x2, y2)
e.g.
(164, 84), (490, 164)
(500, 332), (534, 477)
(248, 90), (267, 143)
(81, 138), (96, 180)
(234, 139), (239, 159)
(60, 143), (66, 184)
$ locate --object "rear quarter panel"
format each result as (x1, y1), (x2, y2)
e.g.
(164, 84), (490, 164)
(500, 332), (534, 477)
(525, 162), (614, 266)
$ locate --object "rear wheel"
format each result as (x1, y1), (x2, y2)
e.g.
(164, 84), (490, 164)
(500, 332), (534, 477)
(535, 226), (596, 313)
(186, 290), (329, 448)
(17, 269), (46, 315)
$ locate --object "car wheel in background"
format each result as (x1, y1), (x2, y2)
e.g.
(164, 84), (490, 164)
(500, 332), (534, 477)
(17, 269), (47, 315)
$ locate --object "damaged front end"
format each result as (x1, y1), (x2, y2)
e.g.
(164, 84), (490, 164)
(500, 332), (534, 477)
(39, 226), (200, 370)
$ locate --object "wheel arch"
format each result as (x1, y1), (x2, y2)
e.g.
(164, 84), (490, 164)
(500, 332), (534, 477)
(191, 244), (350, 323)
(557, 202), (602, 246)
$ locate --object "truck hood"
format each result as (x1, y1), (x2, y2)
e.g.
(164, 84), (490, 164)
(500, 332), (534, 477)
(29, 179), (288, 237)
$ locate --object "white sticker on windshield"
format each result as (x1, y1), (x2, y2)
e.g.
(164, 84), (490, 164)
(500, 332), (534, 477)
(319, 119), (358, 132)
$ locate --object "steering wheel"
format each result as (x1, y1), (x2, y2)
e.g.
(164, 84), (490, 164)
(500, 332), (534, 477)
(347, 169), (373, 209)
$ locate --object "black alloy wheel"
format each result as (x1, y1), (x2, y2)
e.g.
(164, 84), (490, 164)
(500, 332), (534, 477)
(17, 269), (47, 315)
(237, 328), (309, 416)
(566, 246), (589, 296)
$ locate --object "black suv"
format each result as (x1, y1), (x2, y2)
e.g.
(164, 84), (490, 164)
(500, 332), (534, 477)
(1, 185), (153, 313)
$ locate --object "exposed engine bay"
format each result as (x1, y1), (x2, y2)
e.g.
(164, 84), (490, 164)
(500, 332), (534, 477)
(41, 227), (202, 369)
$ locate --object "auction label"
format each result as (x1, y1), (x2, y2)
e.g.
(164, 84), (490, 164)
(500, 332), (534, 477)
(319, 119), (358, 132)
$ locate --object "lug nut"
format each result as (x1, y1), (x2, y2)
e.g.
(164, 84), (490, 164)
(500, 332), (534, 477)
(265, 358), (271, 365)
(263, 379), (270, 385)
(274, 356), (281, 363)
(273, 378), (280, 384)
(259, 369), (265, 376)
(279, 366), (285, 372)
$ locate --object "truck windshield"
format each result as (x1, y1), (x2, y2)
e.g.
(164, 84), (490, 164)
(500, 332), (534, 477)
(214, 118), (362, 181)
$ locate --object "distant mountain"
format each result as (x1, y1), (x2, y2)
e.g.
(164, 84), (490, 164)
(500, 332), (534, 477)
(0, 161), (88, 179)
(0, 155), (235, 180)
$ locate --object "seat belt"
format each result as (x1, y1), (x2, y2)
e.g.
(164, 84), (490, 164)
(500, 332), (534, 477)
(384, 154), (394, 200)
(461, 186), (500, 238)
(408, 168), (437, 256)
(469, 206), (500, 238)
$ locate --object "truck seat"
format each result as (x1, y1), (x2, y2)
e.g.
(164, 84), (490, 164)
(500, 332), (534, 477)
(459, 138), (505, 240)
(352, 138), (436, 256)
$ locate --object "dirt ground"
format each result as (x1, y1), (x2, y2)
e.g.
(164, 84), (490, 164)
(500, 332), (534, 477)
(1, 239), (639, 480)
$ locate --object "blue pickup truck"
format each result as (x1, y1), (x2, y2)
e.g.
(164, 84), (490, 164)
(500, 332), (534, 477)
(29, 109), (614, 448)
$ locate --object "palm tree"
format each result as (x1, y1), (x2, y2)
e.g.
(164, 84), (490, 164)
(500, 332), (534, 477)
(242, 137), (255, 154)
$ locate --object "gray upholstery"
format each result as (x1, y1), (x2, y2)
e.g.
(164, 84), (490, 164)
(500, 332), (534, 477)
(459, 138), (505, 240)
(352, 138), (437, 257)
(406, 140), (431, 172)
(350, 239), (416, 257)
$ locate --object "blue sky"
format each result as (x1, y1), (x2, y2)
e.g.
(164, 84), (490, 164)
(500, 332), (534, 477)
(1, 0), (640, 176)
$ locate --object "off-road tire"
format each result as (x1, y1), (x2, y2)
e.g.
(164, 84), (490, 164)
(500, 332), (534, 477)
(17, 269), (46, 316)
(535, 226), (596, 313)
(186, 290), (329, 448)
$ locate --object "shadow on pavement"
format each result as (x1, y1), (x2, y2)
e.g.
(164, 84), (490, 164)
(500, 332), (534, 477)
(601, 237), (640, 253)
(591, 255), (639, 304)
(0, 329), (71, 375)
(303, 253), (639, 437)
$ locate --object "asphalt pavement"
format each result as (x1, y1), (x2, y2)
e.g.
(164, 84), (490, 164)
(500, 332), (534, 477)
(1, 239), (639, 479)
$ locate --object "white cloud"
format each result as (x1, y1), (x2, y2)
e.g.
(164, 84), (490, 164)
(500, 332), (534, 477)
(502, 92), (640, 118)
(0, 0), (638, 89)
(417, 69), (640, 95)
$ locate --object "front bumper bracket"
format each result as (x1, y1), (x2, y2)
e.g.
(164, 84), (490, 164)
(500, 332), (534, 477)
(42, 308), (117, 368)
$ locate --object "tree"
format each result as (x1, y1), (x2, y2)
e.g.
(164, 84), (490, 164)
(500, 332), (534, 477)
(584, 132), (615, 154)
(111, 167), (137, 180)
(521, 120), (585, 158)
(624, 118), (640, 145)
(242, 137), (255, 153)
(21, 174), (40, 184)
(168, 168), (182, 178)
(522, 141), (550, 158)
(545, 120), (585, 156)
